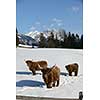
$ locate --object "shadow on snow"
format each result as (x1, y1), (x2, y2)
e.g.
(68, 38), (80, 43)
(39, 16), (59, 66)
(16, 71), (41, 75)
(16, 80), (45, 87)
(60, 72), (68, 76)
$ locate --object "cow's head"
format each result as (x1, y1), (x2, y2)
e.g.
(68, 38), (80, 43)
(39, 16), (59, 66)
(65, 65), (70, 71)
(25, 60), (33, 68)
(38, 65), (52, 88)
(42, 69), (52, 88)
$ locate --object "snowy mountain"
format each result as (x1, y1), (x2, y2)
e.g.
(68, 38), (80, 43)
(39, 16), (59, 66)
(18, 33), (38, 46)
(43, 29), (66, 41)
(25, 31), (40, 42)
(25, 29), (67, 42)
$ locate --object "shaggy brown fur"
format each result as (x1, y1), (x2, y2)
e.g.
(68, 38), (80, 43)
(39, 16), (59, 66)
(25, 60), (48, 75)
(65, 63), (79, 76)
(40, 65), (60, 88)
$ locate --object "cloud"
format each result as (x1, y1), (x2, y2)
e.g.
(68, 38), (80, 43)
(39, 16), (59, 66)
(72, 6), (80, 12)
(52, 18), (63, 28)
(52, 18), (62, 23)
(35, 22), (41, 25)
(43, 25), (47, 28)
(50, 24), (54, 27)
(43, 25), (51, 31)
(30, 26), (36, 31)
(57, 23), (63, 27)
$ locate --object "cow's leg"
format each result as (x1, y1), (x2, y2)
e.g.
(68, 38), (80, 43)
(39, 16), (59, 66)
(53, 82), (56, 87)
(32, 70), (36, 75)
(75, 71), (78, 76)
(47, 83), (52, 88)
(56, 80), (59, 87)
(69, 72), (72, 76)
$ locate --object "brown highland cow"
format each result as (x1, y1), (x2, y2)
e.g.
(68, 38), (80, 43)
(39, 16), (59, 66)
(25, 60), (48, 75)
(39, 64), (60, 88)
(65, 63), (79, 76)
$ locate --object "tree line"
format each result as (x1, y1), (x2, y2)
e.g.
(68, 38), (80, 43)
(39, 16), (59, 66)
(39, 31), (83, 49)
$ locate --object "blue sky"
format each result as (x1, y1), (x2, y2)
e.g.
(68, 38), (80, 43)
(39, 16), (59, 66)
(16, 0), (83, 35)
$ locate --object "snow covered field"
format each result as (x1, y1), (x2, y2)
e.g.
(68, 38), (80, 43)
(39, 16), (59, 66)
(16, 48), (83, 99)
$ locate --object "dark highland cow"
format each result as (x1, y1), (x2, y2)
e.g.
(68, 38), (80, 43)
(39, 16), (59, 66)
(65, 63), (79, 76)
(39, 65), (60, 88)
(25, 60), (48, 75)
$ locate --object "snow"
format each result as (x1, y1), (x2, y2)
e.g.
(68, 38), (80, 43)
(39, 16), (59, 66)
(16, 48), (83, 98)
(18, 44), (32, 48)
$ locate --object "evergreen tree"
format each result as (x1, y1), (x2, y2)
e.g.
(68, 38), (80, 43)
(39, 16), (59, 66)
(58, 29), (66, 41)
(76, 34), (79, 40)
(16, 28), (19, 47)
(63, 33), (68, 48)
(47, 32), (55, 48)
(75, 34), (80, 49)
(71, 33), (76, 48)
(39, 33), (46, 48)
(54, 34), (60, 48)
(67, 32), (72, 48)
(80, 34), (83, 49)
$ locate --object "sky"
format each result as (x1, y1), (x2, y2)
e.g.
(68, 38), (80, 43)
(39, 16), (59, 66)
(16, 0), (83, 35)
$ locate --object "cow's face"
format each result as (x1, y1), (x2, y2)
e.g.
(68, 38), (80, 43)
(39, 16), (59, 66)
(65, 65), (69, 71)
(43, 74), (48, 84)
(43, 73), (52, 88)
(25, 60), (32, 67)
(41, 68), (51, 88)
(41, 68), (50, 73)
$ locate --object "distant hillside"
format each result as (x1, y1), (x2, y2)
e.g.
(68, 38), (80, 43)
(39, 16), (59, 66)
(18, 33), (39, 47)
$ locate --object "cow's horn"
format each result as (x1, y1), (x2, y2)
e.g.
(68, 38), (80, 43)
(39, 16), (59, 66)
(38, 64), (43, 69)
(51, 64), (56, 69)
